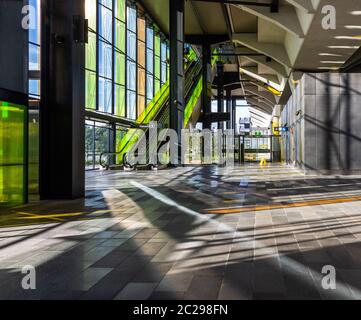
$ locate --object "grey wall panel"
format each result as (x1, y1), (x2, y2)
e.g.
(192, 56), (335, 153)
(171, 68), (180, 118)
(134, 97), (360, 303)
(340, 93), (361, 171)
(315, 73), (341, 97)
(303, 95), (317, 170)
(315, 94), (340, 171)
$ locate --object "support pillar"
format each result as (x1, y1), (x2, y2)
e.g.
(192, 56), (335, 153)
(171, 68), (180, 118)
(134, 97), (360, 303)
(226, 90), (231, 130)
(232, 98), (237, 134)
(169, 0), (184, 157)
(40, 0), (86, 199)
(217, 62), (224, 130)
(202, 42), (212, 130)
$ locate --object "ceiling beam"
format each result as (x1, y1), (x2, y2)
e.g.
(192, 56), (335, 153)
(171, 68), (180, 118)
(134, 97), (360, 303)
(192, 0), (272, 8)
(185, 34), (229, 45)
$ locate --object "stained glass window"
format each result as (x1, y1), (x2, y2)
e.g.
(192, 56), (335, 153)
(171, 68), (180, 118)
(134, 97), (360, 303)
(137, 17), (146, 116)
(161, 42), (167, 85)
(85, 0), (169, 119)
(146, 26), (154, 105)
(126, 6), (137, 119)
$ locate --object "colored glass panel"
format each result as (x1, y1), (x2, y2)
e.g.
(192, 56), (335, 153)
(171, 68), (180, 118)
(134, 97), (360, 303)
(0, 101), (26, 207)
(137, 68), (145, 96)
(127, 91), (136, 120)
(137, 18), (145, 42)
(98, 77), (112, 113)
(86, 32), (96, 71)
(154, 79), (160, 96)
(85, 0), (97, 31)
(155, 35), (160, 56)
(116, 0), (125, 22)
(99, 40), (112, 78)
(115, 20), (126, 52)
(138, 41), (146, 68)
(115, 85), (125, 117)
(86, 70), (97, 109)
(114, 52), (125, 85)
(155, 56), (160, 79)
(137, 95), (145, 118)
(99, 3), (112, 43)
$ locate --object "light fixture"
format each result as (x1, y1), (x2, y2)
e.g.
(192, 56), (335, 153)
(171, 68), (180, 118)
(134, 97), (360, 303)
(350, 11), (361, 15)
(320, 61), (345, 64)
(319, 53), (343, 57)
(334, 36), (361, 40)
(317, 66), (340, 70)
(345, 25), (361, 29)
(328, 45), (359, 49)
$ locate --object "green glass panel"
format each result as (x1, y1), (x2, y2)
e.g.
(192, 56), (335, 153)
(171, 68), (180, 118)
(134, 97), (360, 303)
(28, 111), (39, 195)
(115, 129), (126, 164)
(115, 85), (125, 117)
(154, 79), (160, 96)
(85, 0), (97, 31)
(86, 32), (96, 71)
(115, 52), (125, 85)
(86, 70), (96, 109)
(0, 101), (26, 207)
(116, 0), (126, 22)
(155, 35), (160, 56)
(115, 20), (126, 52)
(155, 56), (160, 79)
(184, 77), (202, 128)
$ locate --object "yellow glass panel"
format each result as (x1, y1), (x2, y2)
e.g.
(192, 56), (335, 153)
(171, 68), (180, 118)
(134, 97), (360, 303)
(137, 18), (145, 42)
(137, 41), (145, 68)
(137, 68), (145, 96)
(137, 95), (145, 118)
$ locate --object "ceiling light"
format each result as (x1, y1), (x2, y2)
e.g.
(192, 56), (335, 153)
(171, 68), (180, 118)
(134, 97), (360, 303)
(320, 61), (345, 64)
(328, 45), (359, 49)
(345, 25), (361, 29)
(350, 11), (361, 15)
(317, 66), (340, 70)
(334, 36), (361, 40)
(318, 53), (343, 57)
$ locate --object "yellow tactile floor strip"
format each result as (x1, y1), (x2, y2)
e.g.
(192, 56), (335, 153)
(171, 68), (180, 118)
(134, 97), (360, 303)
(206, 195), (361, 214)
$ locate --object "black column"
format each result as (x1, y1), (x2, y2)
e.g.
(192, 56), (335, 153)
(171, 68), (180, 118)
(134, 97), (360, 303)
(0, 0), (28, 93)
(169, 0), (184, 142)
(217, 62), (224, 130)
(226, 90), (231, 130)
(202, 42), (212, 130)
(40, 0), (86, 199)
(232, 98), (237, 134)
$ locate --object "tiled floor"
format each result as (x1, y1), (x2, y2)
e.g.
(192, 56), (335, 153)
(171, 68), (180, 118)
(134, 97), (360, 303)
(2, 164), (361, 299)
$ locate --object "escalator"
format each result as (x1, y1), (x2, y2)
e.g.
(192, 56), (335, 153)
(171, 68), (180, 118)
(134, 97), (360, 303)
(100, 49), (217, 170)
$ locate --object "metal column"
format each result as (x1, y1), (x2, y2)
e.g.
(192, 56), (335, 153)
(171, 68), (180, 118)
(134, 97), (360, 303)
(169, 0), (185, 156)
(202, 42), (212, 130)
(40, 0), (86, 199)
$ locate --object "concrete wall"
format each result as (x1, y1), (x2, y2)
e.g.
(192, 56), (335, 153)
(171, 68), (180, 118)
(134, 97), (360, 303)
(281, 73), (361, 174)
(0, 0), (28, 94)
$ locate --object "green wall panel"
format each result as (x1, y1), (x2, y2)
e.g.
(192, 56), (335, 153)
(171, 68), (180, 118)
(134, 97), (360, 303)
(0, 101), (27, 207)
